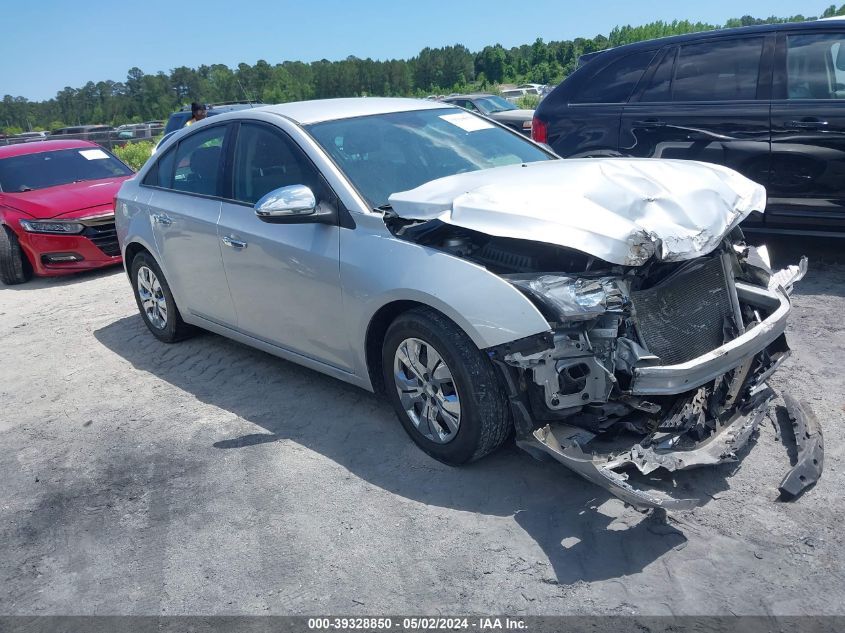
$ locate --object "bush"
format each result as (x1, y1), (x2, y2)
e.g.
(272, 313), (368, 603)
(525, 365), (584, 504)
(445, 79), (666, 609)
(516, 94), (541, 110)
(112, 141), (155, 172)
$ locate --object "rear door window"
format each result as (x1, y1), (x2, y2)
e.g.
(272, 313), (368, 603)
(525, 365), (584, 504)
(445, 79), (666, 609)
(572, 50), (658, 103)
(143, 147), (176, 189)
(172, 125), (227, 197)
(786, 32), (845, 99)
(672, 37), (764, 101)
(639, 47), (676, 102)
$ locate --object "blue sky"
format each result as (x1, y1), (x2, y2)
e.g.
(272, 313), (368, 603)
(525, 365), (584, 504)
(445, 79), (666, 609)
(0, 0), (829, 101)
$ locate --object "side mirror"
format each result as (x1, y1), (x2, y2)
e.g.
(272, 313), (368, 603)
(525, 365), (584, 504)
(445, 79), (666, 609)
(255, 184), (317, 218)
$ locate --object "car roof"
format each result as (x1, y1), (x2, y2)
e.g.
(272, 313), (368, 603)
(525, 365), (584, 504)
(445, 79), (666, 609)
(154, 98), (465, 155)
(171, 103), (267, 116)
(0, 139), (99, 159)
(53, 125), (111, 131)
(443, 94), (497, 100)
(581, 19), (840, 62)
(255, 97), (454, 125)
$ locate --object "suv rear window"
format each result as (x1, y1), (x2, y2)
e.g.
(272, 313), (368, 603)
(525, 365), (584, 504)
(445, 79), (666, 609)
(672, 38), (764, 101)
(571, 50), (657, 103)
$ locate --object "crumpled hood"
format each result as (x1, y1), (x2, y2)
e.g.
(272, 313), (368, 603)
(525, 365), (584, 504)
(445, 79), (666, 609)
(1, 177), (129, 219)
(388, 159), (766, 266)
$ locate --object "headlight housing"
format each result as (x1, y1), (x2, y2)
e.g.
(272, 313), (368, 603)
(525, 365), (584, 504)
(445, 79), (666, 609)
(19, 220), (85, 234)
(507, 274), (628, 321)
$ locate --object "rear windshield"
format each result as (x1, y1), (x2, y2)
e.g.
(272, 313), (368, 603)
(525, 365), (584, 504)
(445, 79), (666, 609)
(0, 147), (132, 193)
(474, 95), (517, 113)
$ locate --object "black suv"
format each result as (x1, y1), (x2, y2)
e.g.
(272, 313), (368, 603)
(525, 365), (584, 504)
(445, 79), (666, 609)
(533, 20), (845, 233)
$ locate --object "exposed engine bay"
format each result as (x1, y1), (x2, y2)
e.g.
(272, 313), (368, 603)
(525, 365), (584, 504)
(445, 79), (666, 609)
(387, 216), (813, 510)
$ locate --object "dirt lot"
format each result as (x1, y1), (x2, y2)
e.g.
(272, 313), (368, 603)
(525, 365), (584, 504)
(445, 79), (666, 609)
(1, 237), (843, 616)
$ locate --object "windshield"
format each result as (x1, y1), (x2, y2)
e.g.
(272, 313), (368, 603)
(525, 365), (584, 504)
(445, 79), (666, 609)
(307, 108), (552, 208)
(0, 147), (132, 193)
(474, 96), (517, 113)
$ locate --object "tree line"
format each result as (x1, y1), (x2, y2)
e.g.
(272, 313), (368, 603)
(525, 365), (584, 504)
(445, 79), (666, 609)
(3, 5), (845, 134)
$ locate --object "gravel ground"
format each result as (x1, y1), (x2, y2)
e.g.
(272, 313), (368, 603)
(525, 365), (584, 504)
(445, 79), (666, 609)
(1, 237), (843, 616)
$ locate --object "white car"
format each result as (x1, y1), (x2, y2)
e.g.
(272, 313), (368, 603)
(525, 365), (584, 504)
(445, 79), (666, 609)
(115, 98), (811, 509)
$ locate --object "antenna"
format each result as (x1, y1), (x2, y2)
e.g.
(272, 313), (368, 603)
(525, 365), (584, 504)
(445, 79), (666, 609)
(235, 76), (256, 105)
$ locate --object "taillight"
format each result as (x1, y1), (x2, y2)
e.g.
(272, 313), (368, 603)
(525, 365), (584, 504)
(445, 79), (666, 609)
(531, 116), (547, 144)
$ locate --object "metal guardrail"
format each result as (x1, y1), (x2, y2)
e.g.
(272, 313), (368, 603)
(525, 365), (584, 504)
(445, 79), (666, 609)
(0, 127), (164, 150)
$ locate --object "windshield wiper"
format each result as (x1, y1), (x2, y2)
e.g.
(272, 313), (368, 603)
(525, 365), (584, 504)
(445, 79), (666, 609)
(375, 203), (395, 217)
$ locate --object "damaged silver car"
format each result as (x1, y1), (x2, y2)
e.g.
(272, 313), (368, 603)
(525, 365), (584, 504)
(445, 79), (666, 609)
(115, 98), (813, 510)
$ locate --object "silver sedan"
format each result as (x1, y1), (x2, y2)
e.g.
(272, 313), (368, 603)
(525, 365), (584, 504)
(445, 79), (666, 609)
(116, 98), (810, 509)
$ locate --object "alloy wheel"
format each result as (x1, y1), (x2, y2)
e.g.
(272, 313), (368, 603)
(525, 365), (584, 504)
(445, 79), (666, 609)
(137, 265), (168, 329)
(393, 337), (461, 444)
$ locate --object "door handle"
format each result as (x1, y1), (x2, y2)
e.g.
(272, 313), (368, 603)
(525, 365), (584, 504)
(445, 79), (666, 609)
(786, 120), (829, 129)
(221, 236), (247, 249)
(152, 213), (173, 226)
(632, 119), (666, 128)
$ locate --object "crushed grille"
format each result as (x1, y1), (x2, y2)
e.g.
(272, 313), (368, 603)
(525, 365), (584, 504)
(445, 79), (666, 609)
(631, 256), (735, 365)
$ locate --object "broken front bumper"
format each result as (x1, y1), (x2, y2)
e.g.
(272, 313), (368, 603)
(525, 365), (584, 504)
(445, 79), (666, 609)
(511, 259), (813, 510)
(518, 388), (773, 511)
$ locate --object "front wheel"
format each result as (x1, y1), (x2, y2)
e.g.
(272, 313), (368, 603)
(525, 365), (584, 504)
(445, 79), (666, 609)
(130, 252), (193, 343)
(382, 307), (511, 465)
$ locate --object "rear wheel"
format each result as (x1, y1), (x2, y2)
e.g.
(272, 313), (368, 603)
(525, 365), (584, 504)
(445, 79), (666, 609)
(382, 307), (511, 465)
(130, 252), (193, 343)
(0, 226), (33, 285)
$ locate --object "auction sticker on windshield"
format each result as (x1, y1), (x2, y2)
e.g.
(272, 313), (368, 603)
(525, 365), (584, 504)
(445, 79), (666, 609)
(79, 149), (110, 160)
(439, 112), (494, 132)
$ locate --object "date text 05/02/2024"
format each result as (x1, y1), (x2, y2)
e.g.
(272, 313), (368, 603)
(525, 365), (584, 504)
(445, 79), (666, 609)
(307, 617), (528, 630)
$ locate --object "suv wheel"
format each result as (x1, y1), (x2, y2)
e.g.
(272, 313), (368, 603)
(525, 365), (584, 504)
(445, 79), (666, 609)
(382, 307), (511, 465)
(0, 226), (33, 285)
(130, 252), (193, 343)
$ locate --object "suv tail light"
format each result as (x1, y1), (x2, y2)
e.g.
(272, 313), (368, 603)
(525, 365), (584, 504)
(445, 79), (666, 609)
(531, 116), (548, 144)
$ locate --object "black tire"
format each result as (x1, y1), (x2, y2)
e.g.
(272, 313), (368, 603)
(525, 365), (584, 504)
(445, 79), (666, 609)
(382, 307), (511, 465)
(130, 252), (194, 343)
(0, 225), (33, 285)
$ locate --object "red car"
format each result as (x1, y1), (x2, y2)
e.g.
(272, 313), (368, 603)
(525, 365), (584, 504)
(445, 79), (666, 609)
(0, 140), (134, 285)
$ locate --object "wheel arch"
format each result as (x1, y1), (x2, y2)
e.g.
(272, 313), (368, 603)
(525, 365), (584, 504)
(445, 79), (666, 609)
(365, 299), (427, 394)
(123, 240), (152, 277)
(122, 239), (186, 312)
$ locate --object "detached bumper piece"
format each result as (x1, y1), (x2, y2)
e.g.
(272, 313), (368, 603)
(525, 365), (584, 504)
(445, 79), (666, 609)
(517, 387), (780, 510)
(778, 394), (824, 500)
(517, 388), (774, 511)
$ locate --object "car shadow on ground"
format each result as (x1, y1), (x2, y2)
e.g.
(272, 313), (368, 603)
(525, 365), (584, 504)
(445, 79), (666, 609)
(93, 315), (746, 585)
(1, 265), (123, 291)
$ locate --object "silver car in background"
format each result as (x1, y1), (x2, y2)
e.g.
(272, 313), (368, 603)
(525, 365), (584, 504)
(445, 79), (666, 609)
(115, 98), (812, 510)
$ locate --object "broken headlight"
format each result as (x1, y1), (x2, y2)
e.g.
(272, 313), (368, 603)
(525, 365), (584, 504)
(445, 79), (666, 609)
(506, 274), (628, 322)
